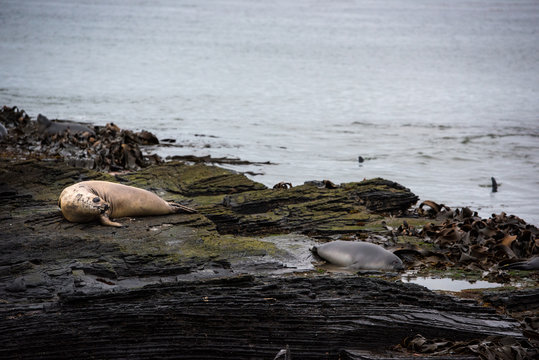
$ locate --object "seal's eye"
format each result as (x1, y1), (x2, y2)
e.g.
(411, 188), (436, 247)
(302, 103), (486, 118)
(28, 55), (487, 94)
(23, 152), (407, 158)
(93, 197), (101, 203)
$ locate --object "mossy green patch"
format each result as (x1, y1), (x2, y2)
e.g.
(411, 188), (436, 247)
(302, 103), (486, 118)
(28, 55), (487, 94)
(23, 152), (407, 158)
(385, 218), (440, 228)
(395, 235), (435, 249)
(167, 233), (280, 261)
(207, 182), (403, 235)
(111, 218), (279, 265)
(192, 194), (227, 206)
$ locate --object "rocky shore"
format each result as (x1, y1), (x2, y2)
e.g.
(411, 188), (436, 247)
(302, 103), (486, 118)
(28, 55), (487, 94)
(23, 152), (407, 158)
(0, 106), (537, 359)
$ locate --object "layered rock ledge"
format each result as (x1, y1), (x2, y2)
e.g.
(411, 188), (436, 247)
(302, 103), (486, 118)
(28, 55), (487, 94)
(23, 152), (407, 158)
(0, 158), (536, 359)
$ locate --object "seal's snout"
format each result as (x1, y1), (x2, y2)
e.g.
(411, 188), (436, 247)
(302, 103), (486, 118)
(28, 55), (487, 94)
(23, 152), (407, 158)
(99, 203), (110, 214)
(37, 114), (51, 127)
(392, 256), (405, 271)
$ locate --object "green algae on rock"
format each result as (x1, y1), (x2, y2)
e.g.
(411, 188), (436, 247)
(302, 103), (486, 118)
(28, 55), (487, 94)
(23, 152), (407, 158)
(118, 161), (266, 198)
(199, 179), (418, 236)
(0, 158), (418, 293)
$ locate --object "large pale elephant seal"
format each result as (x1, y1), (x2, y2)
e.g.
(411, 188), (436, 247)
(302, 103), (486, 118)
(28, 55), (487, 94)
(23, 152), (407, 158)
(59, 181), (195, 227)
(312, 240), (404, 271)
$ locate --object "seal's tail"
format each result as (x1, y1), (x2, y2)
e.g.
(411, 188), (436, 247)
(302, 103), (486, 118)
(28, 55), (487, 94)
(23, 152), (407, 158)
(310, 246), (323, 260)
(170, 202), (197, 214)
(501, 257), (539, 270)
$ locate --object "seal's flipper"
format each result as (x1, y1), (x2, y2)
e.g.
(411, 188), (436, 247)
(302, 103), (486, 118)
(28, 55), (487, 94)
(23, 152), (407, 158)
(99, 214), (124, 227)
(169, 202), (197, 214)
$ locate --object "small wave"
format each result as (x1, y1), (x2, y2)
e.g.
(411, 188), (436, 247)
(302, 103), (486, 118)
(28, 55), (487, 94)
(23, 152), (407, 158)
(462, 132), (539, 144)
(451, 157), (473, 162)
(416, 152), (436, 160)
(350, 121), (386, 128)
(402, 123), (453, 130)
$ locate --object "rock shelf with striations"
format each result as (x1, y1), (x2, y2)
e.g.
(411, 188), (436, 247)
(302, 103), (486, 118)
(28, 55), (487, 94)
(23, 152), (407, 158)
(0, 158), (534, 359)
(0, 276), (523, 359)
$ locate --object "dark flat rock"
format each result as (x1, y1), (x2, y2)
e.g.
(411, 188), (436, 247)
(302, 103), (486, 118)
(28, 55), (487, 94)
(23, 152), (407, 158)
(0, 276), (522, 360)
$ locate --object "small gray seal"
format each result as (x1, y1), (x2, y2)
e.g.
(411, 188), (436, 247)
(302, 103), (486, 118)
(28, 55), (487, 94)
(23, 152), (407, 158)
(37, 114), (95, 136)
(502, 257), (539, 270)
(313, 240), (404, 271)
(59, 180), (196, 227)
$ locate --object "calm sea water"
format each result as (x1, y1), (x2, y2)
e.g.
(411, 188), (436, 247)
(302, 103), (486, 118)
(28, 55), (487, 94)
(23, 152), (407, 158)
(1, 0), (538, 224)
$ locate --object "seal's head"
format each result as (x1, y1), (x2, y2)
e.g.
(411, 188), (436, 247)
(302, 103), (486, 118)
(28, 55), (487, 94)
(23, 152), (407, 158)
(349, 252), (404, 271)
(59, 185), (110, 223)
(37, 114), (51, 129)
(386, 256), (404, 271)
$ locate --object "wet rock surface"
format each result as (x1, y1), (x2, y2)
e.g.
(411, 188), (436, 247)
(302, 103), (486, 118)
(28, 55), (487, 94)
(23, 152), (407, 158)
(1, 107), (538, 359)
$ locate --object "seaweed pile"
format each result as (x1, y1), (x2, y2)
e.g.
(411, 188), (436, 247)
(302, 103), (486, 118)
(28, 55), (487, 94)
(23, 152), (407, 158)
(393, 201), (538, 271)
(393, 333), (537, 360)
(0, 105), (161, 171)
